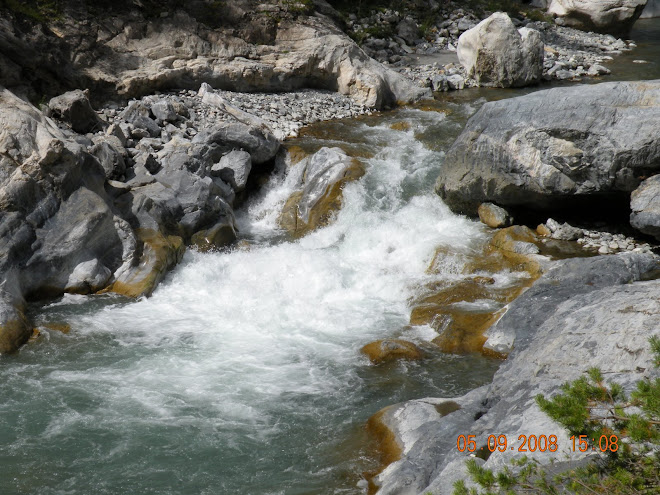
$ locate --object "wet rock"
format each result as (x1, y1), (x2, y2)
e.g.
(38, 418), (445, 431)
(48, 89), (105, 134)
(279, 147), (365, 237)
(477, 202), (513, 228)
(64, 259), (112, 294)
(437, 80), (660, 215)
(361, 339), (424, 364)
(548, 0), (647, 36)
(457, 13), (544, 88)
(489, 226), (546, 278)
(372, 253), (660, 495)
(630, 175), (660, 240)
(190, 219), (237, 252)
(106, 229), (184, 298)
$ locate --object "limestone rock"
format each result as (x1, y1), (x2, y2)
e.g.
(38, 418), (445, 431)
(437, 80), (660, 215)
(630, 174), (660, 240)
(48, 89), (105, 134)
(372, 253), (660, 495)
(548, 0), (647, 36)
(477, 202), (513, 228)
(361, 339), (425, 364)
(457, 13), (544, 88)
(483, 252), (659, 355)
(279, 147), (365, 237)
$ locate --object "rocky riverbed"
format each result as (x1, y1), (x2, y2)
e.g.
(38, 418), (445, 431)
(2, 1), (660, 495)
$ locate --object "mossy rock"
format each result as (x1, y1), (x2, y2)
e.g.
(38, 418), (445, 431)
(106, 229), (184, 298)
(279, 152), (365, 238)
(361, 339), (425, 364)
(0, 315), (31, 354)
(191, 221), (236, 252)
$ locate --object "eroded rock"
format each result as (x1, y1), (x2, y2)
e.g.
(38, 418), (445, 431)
(548, 0), (647, 36)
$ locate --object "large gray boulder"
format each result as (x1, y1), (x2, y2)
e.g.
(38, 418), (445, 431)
(548, 0), (647, 35)
(457, 13), (544, 88)
(48, 89), (105, 134)
(0, 88), (130, 351)
(372, 253), (660, 495)
(437, 80), (660, 215)
(630, 174), (660, 239)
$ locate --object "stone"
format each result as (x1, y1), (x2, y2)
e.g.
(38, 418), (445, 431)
(396, 18), (419, 45)
(106, 229), (184, 298)
(372, 253), (660, 495)
(150, 99), (178, 123)
(483, 252), (659, 355)
(437, 80), (660, 215)
(64, 259), (112, 294)
(630, 175), (660, 240)
(190, 219), (237, 252)
(548, 0), (647, 36)
(279, 147), (365, 237)
(361, 339), (424, 364)
(48, 89), (105, 134)
(90, 139), (126, 180)
(477, 203), (513, 228)
(545, 218), (584, 240)
(195, 122), (279, 165)
(211, 150), (252, 192)
(457, 13), (544, 88)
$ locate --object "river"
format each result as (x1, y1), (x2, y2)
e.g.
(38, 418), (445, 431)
(1, 19), (659, 495)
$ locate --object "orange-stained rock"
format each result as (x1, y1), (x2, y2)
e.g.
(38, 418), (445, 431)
(389, 121), (411, 131)
(104, 229), (184, 298)
(361, 339), (425, 364)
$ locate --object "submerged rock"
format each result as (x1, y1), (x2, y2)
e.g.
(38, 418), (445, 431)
(457, 12), (544, 88)
(437, 80), (660, 215)
(361, 339), (425, 364)
(372, 252), (660, 495)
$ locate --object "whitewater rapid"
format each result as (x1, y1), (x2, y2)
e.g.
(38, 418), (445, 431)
(1, 104), (507, 495)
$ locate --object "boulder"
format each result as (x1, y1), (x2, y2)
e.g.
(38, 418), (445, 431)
(548, 0), (647, 35)
(211, 150), (252, 192)
(371, 253), (660, 495)
(477, 202), (513, 228)
(279, 147), (365, 237)
(457, 13), (544, 88)
(437, 80), (660, 215)
(630, 174), (660, 239)
(361, 339), (425, 364)
(48, 89), (105, 134)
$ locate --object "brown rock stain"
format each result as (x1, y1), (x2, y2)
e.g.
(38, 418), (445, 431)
(364, 407), (402, 495)
(361, 339), (424, 364)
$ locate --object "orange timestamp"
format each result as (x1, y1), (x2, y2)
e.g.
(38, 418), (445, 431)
(456, 434), (619, 454)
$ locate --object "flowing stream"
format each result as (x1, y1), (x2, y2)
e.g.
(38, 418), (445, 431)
(2, 19), (660, 495)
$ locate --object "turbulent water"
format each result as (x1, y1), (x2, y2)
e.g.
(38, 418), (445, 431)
(3, 22), (660, 494)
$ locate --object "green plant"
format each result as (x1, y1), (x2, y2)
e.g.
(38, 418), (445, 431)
(452, 337), (660, 495)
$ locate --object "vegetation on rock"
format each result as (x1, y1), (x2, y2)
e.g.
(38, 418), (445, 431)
(452, 337), (660, 494)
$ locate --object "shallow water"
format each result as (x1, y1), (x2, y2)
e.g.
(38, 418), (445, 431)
(2, 18), (660, 495)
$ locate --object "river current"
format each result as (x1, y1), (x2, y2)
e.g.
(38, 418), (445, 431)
(1, 19), (659, 495)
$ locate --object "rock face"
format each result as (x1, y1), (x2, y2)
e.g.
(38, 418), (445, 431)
(630, 175), (660, 240)
(0, 4), (429, 109)
(371, 253), (660, 495)
(279, 147), (365, 237)
(0, 84), (276, 353)
(436, 80), (660, 215)
(548, 0), (647, 35)
(457, 13), (544, 88)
